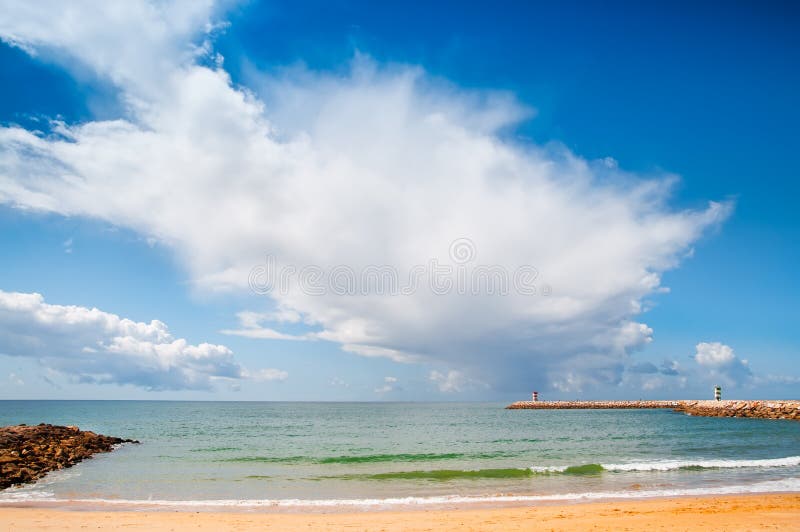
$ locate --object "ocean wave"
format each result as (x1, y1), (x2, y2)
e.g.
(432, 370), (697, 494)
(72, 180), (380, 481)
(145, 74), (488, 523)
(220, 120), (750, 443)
(319, 453), (465, 464)
(531, 456), (800, 473)
(2, 477), (798, 508)
(331, 463), (606, 481)
(219, 451), (512, 465)
(221, 456), (800, 479)
(326, 468), (535, 481)
(217, 456), (313, 464)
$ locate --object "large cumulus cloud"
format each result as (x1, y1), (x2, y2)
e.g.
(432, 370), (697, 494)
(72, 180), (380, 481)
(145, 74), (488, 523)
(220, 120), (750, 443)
(0, 290), (287, 390)
(0, 1), (732, 394)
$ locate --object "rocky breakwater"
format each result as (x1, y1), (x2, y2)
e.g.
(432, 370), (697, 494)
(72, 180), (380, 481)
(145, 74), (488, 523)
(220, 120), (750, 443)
(676, 400), (800, 420)
(0, 423), (139, 489)
(506, 400), (680, 409)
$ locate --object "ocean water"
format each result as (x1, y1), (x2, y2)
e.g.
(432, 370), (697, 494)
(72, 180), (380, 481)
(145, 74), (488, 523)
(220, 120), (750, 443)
(1, 401), (799, 510)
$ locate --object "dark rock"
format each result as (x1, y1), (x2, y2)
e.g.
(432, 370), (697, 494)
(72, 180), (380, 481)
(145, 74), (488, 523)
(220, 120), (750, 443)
(0, 424), (139, 490)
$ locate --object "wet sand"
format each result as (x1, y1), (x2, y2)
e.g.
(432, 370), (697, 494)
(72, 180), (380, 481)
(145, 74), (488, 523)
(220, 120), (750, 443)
(1, 493), (798, 531)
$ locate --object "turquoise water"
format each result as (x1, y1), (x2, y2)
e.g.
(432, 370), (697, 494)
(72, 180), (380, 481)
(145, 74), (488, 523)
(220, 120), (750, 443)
(1, 401), (799, 509)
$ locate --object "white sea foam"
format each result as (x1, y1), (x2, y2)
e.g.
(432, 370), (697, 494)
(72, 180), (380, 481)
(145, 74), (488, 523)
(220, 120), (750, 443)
(1, 477), (798, 509)
(603, 456), (800, 472)
(0, 490), (55, 501)
(529, 455), (800, 473)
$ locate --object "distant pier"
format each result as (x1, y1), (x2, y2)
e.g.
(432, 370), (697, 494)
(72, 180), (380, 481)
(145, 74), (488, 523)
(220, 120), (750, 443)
(506, 400), (678, 410)
(505, 400), (800, 420)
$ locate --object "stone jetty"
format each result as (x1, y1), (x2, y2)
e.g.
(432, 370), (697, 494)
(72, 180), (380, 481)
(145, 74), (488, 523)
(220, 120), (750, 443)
(506, 400), (679, 410)
(677, 400), (800, 420)
(0, 423), (139, 489)
(505, 399), (800, 420)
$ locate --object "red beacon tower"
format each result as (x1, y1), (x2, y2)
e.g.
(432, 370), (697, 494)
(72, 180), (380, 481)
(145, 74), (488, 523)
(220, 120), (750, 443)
(532, 391), (539, 402)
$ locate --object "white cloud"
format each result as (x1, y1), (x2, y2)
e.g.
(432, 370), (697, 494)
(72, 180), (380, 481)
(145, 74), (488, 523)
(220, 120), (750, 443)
(0, 1), (732, 394)
(242, 368), (288, 382)
(429, 369), (486, 393)
(341, 344), (421, 364)
(236, 310), (303, 327)
(0, 0), (217, 100)
(374, 375), (399, 394)
(220, 327), (307, 341)
(0, 290), (286, 390)
(693, 342), (753, 387)
(219, 310), (309, 341)
(695, 342), (736, 367)
(8, 372), (24, 386)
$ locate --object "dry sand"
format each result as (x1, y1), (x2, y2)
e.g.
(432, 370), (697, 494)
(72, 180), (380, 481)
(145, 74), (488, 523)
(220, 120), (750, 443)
(1, 494), (798, 531)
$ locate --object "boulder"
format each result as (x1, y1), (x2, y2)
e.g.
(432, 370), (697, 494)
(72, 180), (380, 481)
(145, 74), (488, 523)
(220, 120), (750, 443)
(0, 424), (139, 490)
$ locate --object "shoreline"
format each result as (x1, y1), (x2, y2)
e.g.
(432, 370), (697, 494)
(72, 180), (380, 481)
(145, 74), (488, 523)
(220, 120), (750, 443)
(1, 494), (798, 530)
(2, 478), (798, 513)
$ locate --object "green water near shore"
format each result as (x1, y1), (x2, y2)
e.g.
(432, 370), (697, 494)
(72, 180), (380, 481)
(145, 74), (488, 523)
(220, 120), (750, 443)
(0, 401), (798, 506)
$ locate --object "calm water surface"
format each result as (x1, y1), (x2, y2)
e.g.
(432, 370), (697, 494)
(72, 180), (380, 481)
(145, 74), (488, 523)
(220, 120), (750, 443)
(1, 401), (798, 509)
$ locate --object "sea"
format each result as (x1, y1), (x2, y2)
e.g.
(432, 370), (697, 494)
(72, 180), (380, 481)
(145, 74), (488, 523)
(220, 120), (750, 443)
(1, 401), (799, 511)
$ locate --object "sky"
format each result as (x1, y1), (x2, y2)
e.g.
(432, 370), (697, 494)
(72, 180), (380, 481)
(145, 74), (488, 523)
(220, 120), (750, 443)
(0, 0), (798, 401)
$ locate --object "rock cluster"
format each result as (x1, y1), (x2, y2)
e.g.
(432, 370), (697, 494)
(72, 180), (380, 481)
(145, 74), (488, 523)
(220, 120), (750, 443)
(505, 399), (800, 420)
(676, 400), (800, 420)
(506, 400), (679, 409)
(0, 423), (138, 489)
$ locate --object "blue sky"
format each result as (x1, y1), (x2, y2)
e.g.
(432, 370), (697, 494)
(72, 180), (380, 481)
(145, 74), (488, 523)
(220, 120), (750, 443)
(0, 0), (798, 400)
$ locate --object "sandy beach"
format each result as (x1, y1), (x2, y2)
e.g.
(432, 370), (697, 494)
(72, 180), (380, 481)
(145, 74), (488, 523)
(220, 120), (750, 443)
(1, 494), (798, 531)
